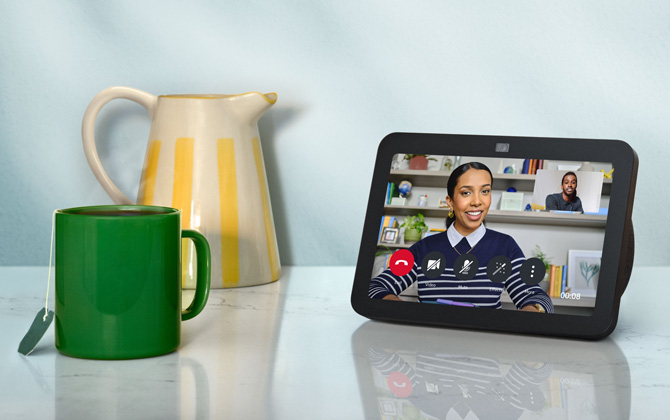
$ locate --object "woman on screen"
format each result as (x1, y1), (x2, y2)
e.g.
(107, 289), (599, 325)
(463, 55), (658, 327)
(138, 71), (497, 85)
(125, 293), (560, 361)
(369, 162), (554, 313)
(545, 171), (584, 212)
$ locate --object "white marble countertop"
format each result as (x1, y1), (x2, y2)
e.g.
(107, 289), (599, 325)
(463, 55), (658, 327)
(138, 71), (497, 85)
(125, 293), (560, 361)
(1, 266), (669, 419)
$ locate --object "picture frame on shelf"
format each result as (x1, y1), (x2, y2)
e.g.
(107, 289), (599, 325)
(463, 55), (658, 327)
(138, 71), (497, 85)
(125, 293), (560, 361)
(500, 191), (524, 211)
(567, 250), (602, 298)
(380, 227), (400, 244)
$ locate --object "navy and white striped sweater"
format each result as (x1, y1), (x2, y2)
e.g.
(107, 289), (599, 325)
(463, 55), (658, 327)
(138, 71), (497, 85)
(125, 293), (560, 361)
(369, 230), (554, 313)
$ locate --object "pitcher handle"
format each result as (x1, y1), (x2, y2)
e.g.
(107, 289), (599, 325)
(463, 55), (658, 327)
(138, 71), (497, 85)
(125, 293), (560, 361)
(82, 86), (157, 204)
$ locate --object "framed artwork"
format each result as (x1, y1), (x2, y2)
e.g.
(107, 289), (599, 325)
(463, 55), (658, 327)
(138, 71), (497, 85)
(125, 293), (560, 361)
(568, 250), (602, 298)
(380, 227), (400, 244)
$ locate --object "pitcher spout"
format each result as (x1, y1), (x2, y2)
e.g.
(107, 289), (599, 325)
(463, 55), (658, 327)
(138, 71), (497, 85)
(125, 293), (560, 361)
(232, 91), (277, 122)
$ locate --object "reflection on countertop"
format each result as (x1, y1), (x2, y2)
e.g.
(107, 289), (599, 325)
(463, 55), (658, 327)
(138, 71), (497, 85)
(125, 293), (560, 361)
(351, 322), (630, 420)
(2, 266), (670, 419)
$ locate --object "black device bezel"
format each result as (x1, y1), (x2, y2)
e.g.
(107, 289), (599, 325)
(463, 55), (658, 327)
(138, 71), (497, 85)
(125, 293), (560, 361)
(351, 133), (638, 339)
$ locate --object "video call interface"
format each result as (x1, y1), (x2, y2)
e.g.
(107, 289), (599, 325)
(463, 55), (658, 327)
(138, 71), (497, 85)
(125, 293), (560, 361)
(369, 153), (612, 316)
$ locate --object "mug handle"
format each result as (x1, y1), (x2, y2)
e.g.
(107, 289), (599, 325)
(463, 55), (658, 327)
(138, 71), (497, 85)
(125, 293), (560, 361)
(181, 229), (211, 321)
(81, 86), (158, 204)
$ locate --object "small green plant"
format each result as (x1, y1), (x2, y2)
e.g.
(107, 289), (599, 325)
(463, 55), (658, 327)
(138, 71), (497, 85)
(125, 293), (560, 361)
(533, 245), (552, 271)
(400, 213), (429, 233)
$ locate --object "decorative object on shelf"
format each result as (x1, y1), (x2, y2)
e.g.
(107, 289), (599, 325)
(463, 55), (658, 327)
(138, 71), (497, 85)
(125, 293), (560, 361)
(417, 194), (428, 207)
(82, 87), (280, 289)
(378, 216), (398, 243)
(578, 162), (595, 171)
(391, 154), (403, 170)
(601, 168), (614, 179)
(438, 198), (450, 208)
(400, 213), (429, 243)
(391, 180), (413, 205)
(441, 156), (454, 171)
(500, 191), (524, 211)
(504, 165), (515, 174)
(380, 227), (400, 244)
(568, 250), (602, 298)
(404, 154), (437, 170)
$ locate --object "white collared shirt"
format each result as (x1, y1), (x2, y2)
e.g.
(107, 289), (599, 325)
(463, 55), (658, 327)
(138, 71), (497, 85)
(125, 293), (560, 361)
(446, 223), (487, 248)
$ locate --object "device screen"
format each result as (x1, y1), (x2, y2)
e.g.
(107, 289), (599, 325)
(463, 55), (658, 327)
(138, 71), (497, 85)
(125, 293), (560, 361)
(369, 154), (612, 316)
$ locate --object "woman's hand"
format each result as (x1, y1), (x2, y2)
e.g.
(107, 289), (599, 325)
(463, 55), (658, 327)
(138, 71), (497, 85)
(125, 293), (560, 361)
(382, 294), (403, 301)
(520, 304), (541, 312)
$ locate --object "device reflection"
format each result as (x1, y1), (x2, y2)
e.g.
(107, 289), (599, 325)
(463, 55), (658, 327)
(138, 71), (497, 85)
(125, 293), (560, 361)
(351, 322), (630, 420)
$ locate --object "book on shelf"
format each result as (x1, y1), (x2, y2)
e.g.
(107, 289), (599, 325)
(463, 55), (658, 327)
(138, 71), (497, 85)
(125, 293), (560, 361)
(425, 228), (446, 237)
(548, 265), (557, 297)
(545, 264), (569, 298)
(385, 182), (399, 205)
(521, 159), (544, 175)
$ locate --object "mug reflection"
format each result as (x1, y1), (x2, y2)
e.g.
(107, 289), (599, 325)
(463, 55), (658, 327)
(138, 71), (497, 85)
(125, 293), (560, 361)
(55, 352), (209, 420)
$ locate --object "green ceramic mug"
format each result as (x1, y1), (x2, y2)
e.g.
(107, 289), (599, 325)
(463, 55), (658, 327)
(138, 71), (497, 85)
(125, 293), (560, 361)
(55, 205), (211, 359)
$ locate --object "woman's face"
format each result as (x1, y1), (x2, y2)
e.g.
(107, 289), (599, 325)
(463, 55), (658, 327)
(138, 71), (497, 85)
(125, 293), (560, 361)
(446, 169), (492, 236)
(561, 174), (577, 197)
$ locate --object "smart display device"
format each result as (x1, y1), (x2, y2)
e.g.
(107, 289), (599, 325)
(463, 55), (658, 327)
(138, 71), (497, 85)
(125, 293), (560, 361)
(351, 133), (638, 339)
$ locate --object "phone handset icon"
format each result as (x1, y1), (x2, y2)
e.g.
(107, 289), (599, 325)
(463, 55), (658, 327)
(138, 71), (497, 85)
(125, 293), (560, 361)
(387, 371), (413, 398)
(389, 249), (414, 276)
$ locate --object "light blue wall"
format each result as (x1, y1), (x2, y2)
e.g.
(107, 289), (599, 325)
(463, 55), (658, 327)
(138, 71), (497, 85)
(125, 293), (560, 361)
(1, 1), (668, 266)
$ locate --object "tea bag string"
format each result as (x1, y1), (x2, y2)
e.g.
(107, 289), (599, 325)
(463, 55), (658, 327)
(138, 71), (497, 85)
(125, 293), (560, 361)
(44, 210), (56, 321)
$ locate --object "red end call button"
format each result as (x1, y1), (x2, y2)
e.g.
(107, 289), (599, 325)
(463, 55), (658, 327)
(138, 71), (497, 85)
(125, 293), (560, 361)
(387, 371), (413, 398)
(389, 249), (414, 276)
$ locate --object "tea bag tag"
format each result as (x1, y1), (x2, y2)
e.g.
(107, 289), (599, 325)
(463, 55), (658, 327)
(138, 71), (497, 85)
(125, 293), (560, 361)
(18, 210), (56, 356)
(18, 308), (55, 356)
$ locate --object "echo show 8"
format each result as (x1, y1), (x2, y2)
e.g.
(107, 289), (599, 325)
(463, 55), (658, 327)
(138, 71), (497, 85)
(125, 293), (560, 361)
(351, 133), (638, 339)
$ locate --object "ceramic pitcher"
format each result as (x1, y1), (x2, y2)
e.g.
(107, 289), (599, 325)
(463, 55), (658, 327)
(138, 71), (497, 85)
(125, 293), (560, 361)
(82, 87), (281, 288)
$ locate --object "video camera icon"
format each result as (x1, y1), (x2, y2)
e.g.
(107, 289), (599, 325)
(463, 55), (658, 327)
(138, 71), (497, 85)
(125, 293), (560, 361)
(421, 252), (447, 279)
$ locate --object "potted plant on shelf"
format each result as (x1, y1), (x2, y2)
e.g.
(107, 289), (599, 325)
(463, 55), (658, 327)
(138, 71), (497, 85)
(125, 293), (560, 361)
(400, 213), (429, 243)
(403, 154), (437, 170)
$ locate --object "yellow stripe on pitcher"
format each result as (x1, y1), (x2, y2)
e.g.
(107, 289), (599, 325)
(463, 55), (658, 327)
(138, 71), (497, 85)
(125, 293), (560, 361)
(252, 137), (281, 281)
(172, 137), (194, 227)
(139, 140), (162, 205)
(217, 138), (239, 287)
(172, 137), (195, 288)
